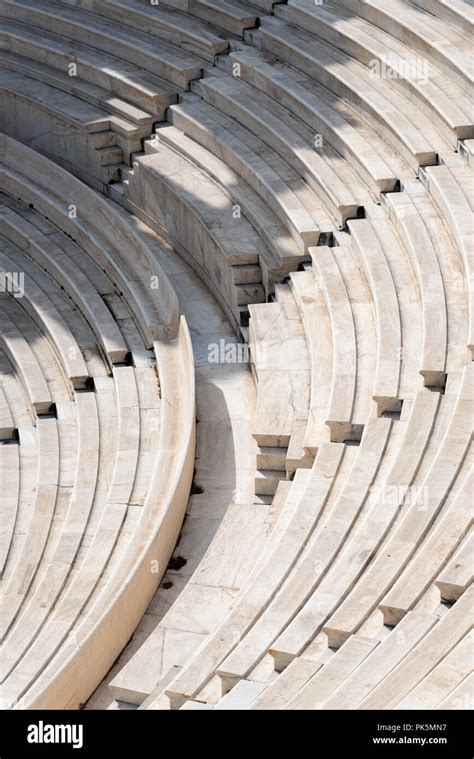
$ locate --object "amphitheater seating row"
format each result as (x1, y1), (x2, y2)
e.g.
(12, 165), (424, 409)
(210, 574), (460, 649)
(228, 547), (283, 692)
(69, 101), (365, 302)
(0, 0), (471, 713)
(269, 378), (467, 669)
(410, 0), (473, 32)
(252, 17), (450, 167)
(100, 0), (472, 711)
(121, 138), (270, 328)
(111, 350), (470, 707)
(0, 0), (208, 84)
(174, 595), (471, 709)
(60, 0), (230, 60)
(161, 0), (258, 36)
(168, 100), (322, 258)
(194, 69), (372, 225)
(0, 300), (54, 415)
(0, 204), (129, 364)
(0, 135), (179, 343)
(0, 0), (242, 186)
(0, 429), (19, 578)
(275, 0), (473, 146)
(332, 0), (473, 89)
(0, 18), (178, 117)
(0, 135), (196, 710)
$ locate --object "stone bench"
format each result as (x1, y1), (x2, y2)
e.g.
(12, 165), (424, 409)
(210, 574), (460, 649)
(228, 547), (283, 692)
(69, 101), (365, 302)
(219, 0), (275, 11)
(0, 421), (19, 576)
(310, 246), (363, 442)
(0, 0), (204, 88)
(257, 17), (439, 169)
(0, 416), (59, 641)
(355, 210), (427, 401)
(0, 244), (90, 389)
(395, 630), (473, 709)
(0, 362), (158, 686)
(269, 389), (440, 669)
(168, 101), (320, 253)
(423, 164), (474, 358)
(436, 672), (473, 710)
(335, 0), (473, 90)
(109, 492), (279, 704)
(0, 385), (15, 440)
(224, 45), (403, 193)
(348, 219), (402, 415)
(0, 65), (124, 184)
(153, 124), (308, 284)
(276, 0), (473, 146)
(289, 270), (333, 455)
(0, 46), (156, 155)
(214, 417), (390, 685)
(358, 585), (473, 709)
(410, 0), (474, 34)
(0, 134), (180, 344)
(163, 444), (343, 707)
(106, 366), (140, 505)
(0, 18), (179, 118)
(4, 320), (195, 709)
(194, 73), (363, 229)
(123, 142), (267, 328)
(167, 0), (258, 36)
(459, 138), (474, 168)
(0, 304), (53, 414)
(0, 391), (99, 681)
(112, 475), (306, 705)
(320, 612), (439, 709)
(0, 204), (129, 365)
(212, 678), (266, 709)
(0, 499), (128, 707)
(69, 0), (229, 61)
(1, 191), (167, 362)
(249, 658), (321, 710)
(379, 470), (472, 625)
(385, 183), (449, 387)
(285, 635), (380, 709)
(0, 424), (37, 578)
(322, 363), (472, 648)
(249, 286), (310, 448)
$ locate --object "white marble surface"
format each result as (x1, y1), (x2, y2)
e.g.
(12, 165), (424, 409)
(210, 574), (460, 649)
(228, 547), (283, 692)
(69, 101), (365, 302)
(89, 217), (265, 708)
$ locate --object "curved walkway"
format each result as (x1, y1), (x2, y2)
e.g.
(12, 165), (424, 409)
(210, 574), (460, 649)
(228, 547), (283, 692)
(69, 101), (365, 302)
(86, 215), (266, 709)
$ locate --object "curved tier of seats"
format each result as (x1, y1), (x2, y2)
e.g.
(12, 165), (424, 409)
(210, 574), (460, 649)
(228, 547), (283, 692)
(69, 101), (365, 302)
(0, 0), (472, 712)
(0, 134), (179, 343)
(119, 139), (269, 328)
(276, 0), (473, 146)
(130, 0), (259, 37)
(410, 0), (473, 33)
(0, 0), (208, 83)
(0, 347), (37, 581)
(0, 135), (195, 709)
(0, 18), (178, 117)
(332, 0), (473, 90)
(0, 0), (241, 187)
(102, 0), (471, 707)
(166, 106), (318, 251)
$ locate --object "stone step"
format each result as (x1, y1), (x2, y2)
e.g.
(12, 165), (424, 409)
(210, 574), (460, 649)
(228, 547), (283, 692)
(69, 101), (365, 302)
(255, 469), (287, 497)
(256, 446), (288, 471)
